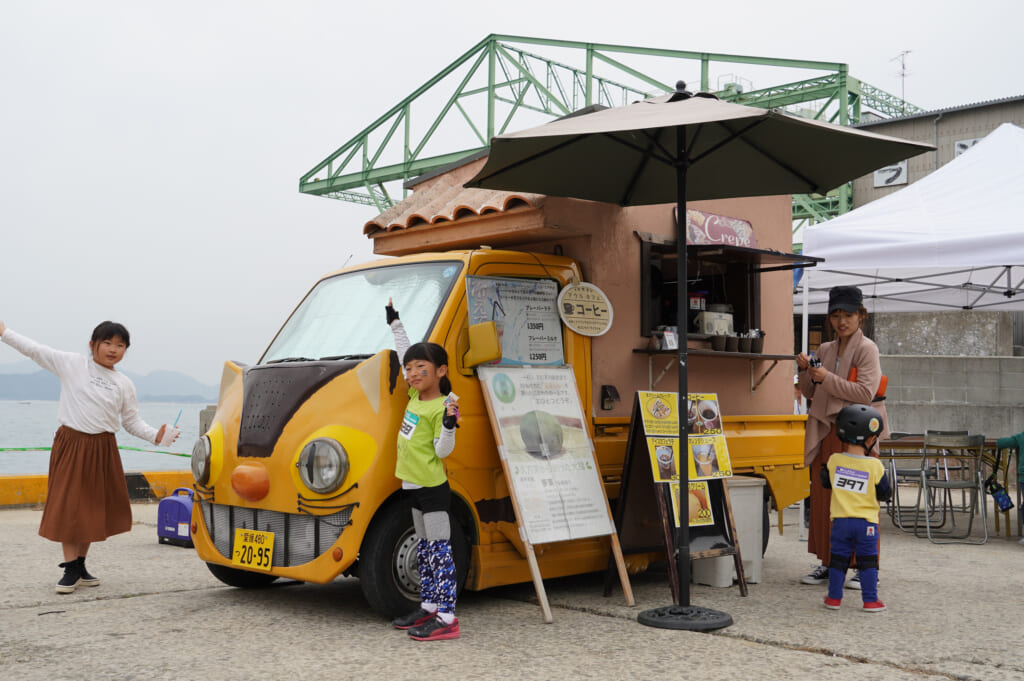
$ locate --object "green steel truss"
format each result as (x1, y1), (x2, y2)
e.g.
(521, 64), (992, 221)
(300, 34), (921, 222)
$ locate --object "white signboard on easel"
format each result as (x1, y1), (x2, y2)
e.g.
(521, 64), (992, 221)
(480, 365), (612, 543)
(478, 365), (632, 621)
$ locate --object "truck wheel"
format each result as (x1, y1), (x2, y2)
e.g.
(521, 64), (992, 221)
(358, 500), (469, 618)
(205, 562), (279, 588)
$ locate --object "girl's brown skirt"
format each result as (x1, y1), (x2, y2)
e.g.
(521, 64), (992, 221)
(38, 426), (132, 543)
(807, 425), (880, 566)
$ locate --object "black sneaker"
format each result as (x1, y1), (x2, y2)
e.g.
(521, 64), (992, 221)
(56, 561), (81, 594)
(408, 616), (460, 641)
(77, 557), (100, 587)
(800, 565), (829, 585)
(392, 608), (436, 630)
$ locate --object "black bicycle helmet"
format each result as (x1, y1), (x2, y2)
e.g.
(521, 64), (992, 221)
(835, 404), (883, 446)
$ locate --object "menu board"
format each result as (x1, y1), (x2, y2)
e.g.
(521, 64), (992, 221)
(467, 276), (563, 366)
(636, 390), (733, 524)
(479, 366), (613, 544)
(684, 393), (732, 480)
(670, 481), (714, 528)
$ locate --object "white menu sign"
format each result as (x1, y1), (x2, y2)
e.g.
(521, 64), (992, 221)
(479, 366), (612, 544)
(467, 276), (564, 366)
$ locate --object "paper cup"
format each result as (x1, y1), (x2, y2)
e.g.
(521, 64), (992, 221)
(159, 426), (180, 447)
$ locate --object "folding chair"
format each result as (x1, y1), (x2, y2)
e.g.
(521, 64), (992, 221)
(914, 432), (988, 545)
(883, 432), (932, 531)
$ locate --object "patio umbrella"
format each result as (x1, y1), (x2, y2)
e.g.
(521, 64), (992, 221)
(466, 82), (934, 630)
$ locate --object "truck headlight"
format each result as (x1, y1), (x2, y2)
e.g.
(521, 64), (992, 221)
(191, 436), (212, 486)
(297, 439), (349, 494)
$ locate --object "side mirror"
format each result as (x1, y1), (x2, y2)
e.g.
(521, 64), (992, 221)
(461, 321), (502, 368)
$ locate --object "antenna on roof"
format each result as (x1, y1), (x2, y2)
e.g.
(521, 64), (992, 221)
(891, 50), (912, 114)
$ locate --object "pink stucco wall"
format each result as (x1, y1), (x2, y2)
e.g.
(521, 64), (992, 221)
(515, 195), (796, 418)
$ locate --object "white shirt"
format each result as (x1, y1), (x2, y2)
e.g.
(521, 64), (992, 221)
(1, 328), (159, 443)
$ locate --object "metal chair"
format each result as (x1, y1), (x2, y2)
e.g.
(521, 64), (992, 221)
(913, 432), (988, 544)
(883, 432), (939, 531)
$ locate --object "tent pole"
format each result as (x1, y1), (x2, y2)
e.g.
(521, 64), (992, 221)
(802, 270), (810, 355)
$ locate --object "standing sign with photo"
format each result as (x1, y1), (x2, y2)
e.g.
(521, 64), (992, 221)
(479, 366), (613, 544)
(637, 390), (732, 521)
(479, 365), (635, 621)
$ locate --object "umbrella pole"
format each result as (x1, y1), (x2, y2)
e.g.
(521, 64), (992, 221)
(638, 123), (733, 631)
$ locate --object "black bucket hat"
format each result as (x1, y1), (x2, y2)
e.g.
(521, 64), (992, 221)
(828, 286), (863, 313)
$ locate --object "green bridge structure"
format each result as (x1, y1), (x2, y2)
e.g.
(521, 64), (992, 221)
(299, 35), (922, 235)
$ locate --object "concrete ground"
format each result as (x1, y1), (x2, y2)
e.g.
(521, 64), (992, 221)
(1, 499), (1022, 681)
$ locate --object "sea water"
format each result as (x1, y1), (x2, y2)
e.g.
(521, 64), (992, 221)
(0, 400), (208, 476)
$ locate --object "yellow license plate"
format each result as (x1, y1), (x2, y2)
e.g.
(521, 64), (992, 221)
(232, 528), (274, 571)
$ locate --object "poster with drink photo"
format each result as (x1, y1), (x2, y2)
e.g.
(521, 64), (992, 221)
(687, 393), (723, 436)
(646, 437), (679, 483)
(687, 435), (733, 480)
(669, 480), (714, 527)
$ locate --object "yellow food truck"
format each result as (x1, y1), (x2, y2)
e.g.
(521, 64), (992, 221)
(188, 164), (813, 616)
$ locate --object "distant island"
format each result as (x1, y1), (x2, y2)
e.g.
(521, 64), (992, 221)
(0, 367), (218, 403)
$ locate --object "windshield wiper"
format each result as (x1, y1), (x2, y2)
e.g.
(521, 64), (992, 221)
(319, 353), (373, 361)
(266, 357), (315, 364)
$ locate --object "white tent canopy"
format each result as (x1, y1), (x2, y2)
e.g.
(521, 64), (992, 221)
(799, 122), (1024, 313)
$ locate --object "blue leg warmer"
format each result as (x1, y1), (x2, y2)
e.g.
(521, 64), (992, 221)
(427, 539), (457, 614)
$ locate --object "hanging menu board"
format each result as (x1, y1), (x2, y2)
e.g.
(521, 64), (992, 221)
(467, 276), (563, 366)
(479, 366), (613, 544)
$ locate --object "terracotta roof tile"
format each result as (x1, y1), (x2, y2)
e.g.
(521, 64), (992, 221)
(364, 157), (545, 234)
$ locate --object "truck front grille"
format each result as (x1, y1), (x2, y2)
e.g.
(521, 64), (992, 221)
(199, 500), (352, 568)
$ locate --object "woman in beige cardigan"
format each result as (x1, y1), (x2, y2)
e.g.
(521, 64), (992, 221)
(796, 286), (890, 587)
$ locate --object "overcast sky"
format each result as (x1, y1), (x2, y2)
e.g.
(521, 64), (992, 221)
(2, 0), (1021, 384)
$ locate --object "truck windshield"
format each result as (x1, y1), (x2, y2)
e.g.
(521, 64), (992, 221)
(260, 261), (463, 364)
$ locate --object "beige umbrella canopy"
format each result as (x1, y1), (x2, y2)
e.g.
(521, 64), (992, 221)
(467, 83), (933, 630)
(467, 87), (933, 204)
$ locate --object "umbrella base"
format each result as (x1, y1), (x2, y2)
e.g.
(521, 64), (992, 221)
(637, 604), (733, 631)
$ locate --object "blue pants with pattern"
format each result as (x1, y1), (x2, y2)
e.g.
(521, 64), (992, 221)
(416, 538), (456, 614)
(828, 517), (880, 603)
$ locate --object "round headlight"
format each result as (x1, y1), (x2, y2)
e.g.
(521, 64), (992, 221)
(191, 436), (211, 486)
(297, 439), (349, 494)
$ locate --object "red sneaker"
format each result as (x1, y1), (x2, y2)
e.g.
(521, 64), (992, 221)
(862, 600), (887, 612)
(408, 616), (460, 641)
(823, 597), (842, 610)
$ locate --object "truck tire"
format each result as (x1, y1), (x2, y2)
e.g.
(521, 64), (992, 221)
(358, 499), (469, 618)
(206, 562), (279, 588)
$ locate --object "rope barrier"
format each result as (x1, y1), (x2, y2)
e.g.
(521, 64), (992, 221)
(0, 446), (190, 458)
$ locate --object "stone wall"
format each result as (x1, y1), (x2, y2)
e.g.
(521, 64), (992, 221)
(872, 311), (1013, 357)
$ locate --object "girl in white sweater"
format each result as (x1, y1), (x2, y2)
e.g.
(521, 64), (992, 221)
(0, 319), (178, 593)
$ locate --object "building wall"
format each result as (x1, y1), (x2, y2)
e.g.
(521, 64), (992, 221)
(852, 98), (1024, 208)
(880, 355), (1024, 437)
(872, 311), (1014, 356)
(844, 99), (1024, 436)
(520, 194), (796, 419)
